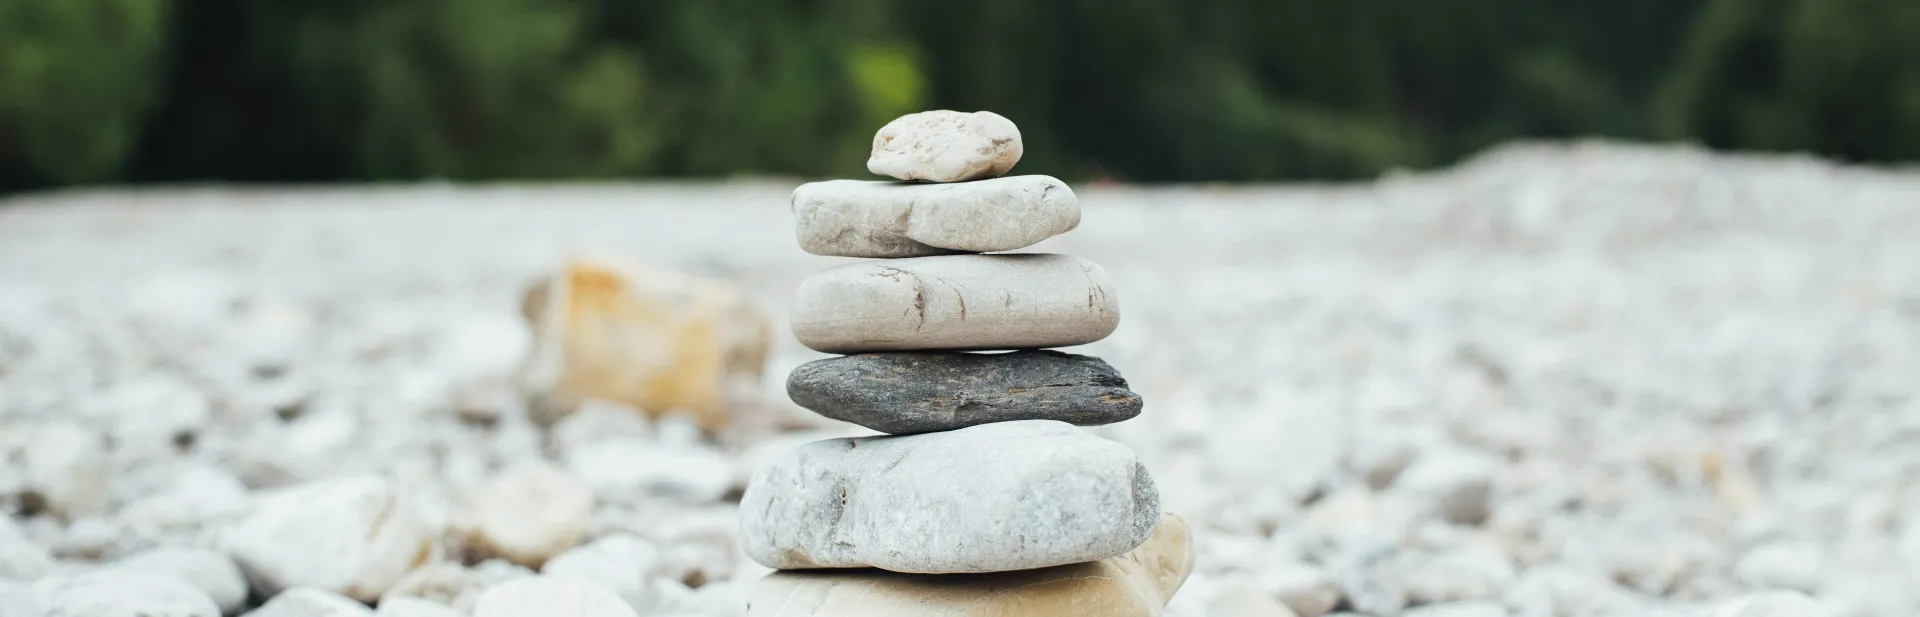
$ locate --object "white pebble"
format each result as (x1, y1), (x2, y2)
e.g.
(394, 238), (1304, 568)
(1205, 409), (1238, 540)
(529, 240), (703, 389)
(541, 533), (661, 611)
(31, 571), (219, 617)
(1259, 562), (1341, 617)
(248, 587), (376, 617)
(0, 516), (53, 579)
(1712, 591), (1831, 617)
(471, 577), (637, 617)
(461, 461), (594, 567)
(375, 597), (463, 617)
(223, 475), (440, 601)
(1208, 579), (1301, 617)
(111, 547), (250, 615)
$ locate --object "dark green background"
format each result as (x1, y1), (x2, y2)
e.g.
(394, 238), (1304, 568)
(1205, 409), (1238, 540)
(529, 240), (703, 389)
(3, 0), (1917, 192)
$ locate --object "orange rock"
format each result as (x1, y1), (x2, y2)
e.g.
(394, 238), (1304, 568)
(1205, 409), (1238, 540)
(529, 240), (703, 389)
(520, 259), (769, 430)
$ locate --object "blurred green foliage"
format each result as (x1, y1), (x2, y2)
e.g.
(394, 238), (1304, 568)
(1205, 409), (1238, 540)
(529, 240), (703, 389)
(1, 0), (1916, 190)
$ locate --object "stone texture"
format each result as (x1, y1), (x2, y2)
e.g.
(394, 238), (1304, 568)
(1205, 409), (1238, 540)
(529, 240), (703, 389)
(867, 110), (1022, 183)
(540, 533), (661, 611)
(520, 258), (770, 430)
(786, 350), (1142, 434)
(1210, 579), (1302, 617)
(460, 461), (594, 568)
(1401, 601), (1510, 617)
(746, 513), (1192, 617)
(111, 547), (249, 615)
(248, 588), (376, 617)
(223, 475), (441, 601)
(471, 577), (638, 617)
(10, 421), (110, 520)
(790, 254), (1120, 353)
(375, 597), (464, 617)
(0, 516), (53, 580)
(382, 560), (532, 613)
(739, 420), (1159, 573)
(1260, 563), (1342, 617)
(1712, 591), (1830, 617)
(790, 176), (1078, 258)
(30, 571), (220, 617)
(117, 464), (251, 534)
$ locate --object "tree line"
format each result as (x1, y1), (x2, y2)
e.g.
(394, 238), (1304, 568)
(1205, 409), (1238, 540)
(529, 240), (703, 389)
(2, 0), (1916, 192)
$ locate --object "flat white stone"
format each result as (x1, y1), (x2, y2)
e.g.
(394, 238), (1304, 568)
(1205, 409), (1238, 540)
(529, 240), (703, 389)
(222, 475), (441, 601)
(471, 577), (637, 617)
(0, 516), (53, 580)
(790, 176), (1078, 257)
(381, 560), (532, 613)
(790, 254), (1120, 353)
(460, 461), (594, 568)
(739, 420), (1159, 573)
(111, 548), (249, 615)
(31, 571), (220, 617)
(249, 588), (375, 617)
(375, 597), (463, 617)
(867, 110), (1021, 182)
(540, 534), (660, 612)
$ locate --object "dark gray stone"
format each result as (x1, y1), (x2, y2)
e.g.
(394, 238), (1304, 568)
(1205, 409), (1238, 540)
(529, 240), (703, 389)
(785, 350), (1143, 434)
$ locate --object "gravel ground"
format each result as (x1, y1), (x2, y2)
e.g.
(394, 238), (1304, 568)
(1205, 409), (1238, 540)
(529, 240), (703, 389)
(1, 141), (1917, 616)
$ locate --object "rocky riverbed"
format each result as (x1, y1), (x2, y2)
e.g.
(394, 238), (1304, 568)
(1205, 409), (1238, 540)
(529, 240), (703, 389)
(1, 142), (1916, 616)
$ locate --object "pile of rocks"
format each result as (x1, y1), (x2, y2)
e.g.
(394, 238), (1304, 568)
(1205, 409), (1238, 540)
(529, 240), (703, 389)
(738, 110), (1193, 615)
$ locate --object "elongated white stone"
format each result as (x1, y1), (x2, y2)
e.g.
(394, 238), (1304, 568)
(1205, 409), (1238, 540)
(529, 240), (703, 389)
(790, 176), (1078, 257)
(790, 254), (1119, 353)
(867, 110), (1022, 182)
(738, 420), (1160, 574)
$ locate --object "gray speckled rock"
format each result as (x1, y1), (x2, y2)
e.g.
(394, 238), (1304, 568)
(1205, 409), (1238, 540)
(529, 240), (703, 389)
(790, 176), (1078, 258)
(790, 254), (1120, 353)
(867, 110), (1022, 182)
(739, 420), (1159, 574)
(786, 350), (1142, 434)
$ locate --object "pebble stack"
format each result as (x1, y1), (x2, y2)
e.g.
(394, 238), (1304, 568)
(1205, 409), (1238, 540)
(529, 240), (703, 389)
(739, 110), (1190, 615)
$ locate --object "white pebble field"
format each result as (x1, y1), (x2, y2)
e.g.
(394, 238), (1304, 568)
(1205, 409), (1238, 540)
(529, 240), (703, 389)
(0, 141), (1917, 616)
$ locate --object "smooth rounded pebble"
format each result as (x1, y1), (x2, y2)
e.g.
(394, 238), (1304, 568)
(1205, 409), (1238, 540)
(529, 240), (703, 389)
(540, 534), (661, 611)
(381, 560), (532, 613)
(1713, 591), (1832, 617)
(31, 571), (220, 617)
(867, 110), (1022, 183)
(790, 176), (1078, 257)
(472, 577), (638, 617)
(376, 597), (464, 617)
(248, 588), (375, 617)
(746, 513), (1193, 617)
(0, 516), (53, 580)
(223, 475), (440, 601)
(739, 420), (1159, 573)
(786, 350), (1142, 434)
(460, 461), (594, 568)
(110, 547), (249, 615)
(790, 254), (1120, 353)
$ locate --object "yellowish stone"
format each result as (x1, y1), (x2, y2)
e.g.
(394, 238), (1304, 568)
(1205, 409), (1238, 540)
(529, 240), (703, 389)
(745, 514), (1194, 617)
(520, 259), (770, 430)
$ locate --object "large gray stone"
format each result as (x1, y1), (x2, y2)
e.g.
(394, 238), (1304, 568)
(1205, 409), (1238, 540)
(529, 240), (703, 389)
(739, 420), (1158, 573)
(790, 254), (1120, 353)
(867, 110), (1022, 183)
(790, 176), (1078, 258)
(786, 350), (1143, 434)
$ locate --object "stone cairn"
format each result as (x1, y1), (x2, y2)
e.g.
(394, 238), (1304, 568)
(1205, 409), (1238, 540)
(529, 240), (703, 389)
(738, 110), (1193, 615)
